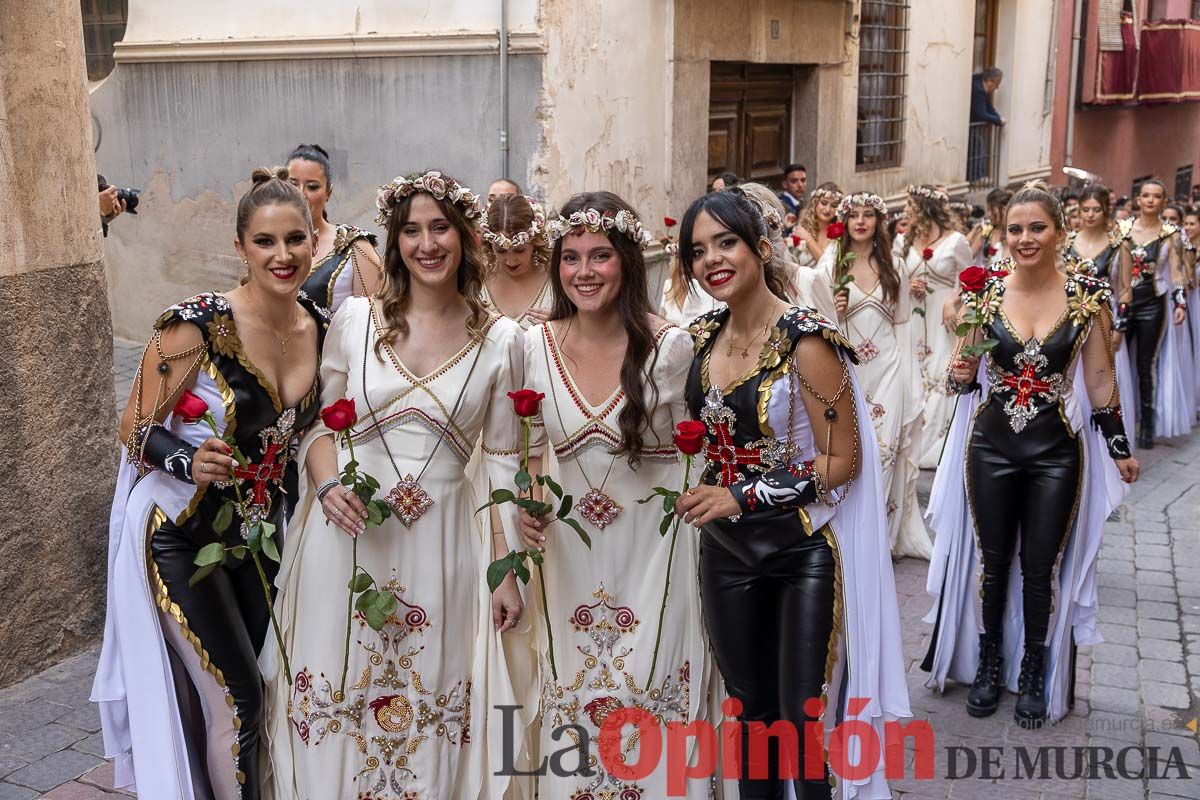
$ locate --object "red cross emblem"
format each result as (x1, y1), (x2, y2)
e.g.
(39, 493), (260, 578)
(232, 441), (285, 507)
(1000, 362), (1051, 409)
(704, 421), (764, 486)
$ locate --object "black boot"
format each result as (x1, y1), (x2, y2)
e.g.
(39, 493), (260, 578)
(966, 634), (1004, 717)
(1014, 643), (1048, 728)
(1137, 406), (1156, 449)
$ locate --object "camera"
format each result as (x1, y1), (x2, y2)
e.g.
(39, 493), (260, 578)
(97, 174), (141, 215)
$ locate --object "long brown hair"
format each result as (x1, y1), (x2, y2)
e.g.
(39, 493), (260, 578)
(798, 181), (842, 239)
(835, 198), (900, 305)
(549, 191), (659, 468)
(1079, 183), (1113, 222)
(905, 184), (958, 255)
(375, 174), (489, 357)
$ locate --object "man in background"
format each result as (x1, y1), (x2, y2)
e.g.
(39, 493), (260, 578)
(968, 67), (1005, 182)
(778, 163), (807, 234)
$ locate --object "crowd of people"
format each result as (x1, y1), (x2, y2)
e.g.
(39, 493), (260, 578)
(90, 143), (1197, 799)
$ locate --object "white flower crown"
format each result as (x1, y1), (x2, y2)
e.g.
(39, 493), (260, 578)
(906, 184), (950, 202)
(836, 192), (888, 220)
(479, 196), (547, 249)
(375, 170), (483, 227)
(812, 187), (844, 202)
(545, 208), (654, 250)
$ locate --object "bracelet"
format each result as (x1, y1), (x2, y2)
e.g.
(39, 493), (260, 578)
(1112, 302), (1130, 332)
(1171, 286), (1187, 312)
(315, 477), (340, 501)
(1091, 405), (1132, 460)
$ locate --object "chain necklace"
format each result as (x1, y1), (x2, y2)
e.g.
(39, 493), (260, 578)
(724, 301), (785, 359)
(246, 283), (300, 354)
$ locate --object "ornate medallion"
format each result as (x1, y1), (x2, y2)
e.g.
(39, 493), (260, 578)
(576, 487), (622, 530)
(385, 474), (434, 527)
(854, 338), (880, 363)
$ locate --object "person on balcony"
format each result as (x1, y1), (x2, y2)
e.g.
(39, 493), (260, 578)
(968, 67), (1005, 183)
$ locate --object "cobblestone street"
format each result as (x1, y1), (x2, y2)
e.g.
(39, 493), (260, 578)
(0, 339), (1196, 798)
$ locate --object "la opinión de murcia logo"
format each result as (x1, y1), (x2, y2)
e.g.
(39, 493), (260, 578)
(492, 701), (1195, 793)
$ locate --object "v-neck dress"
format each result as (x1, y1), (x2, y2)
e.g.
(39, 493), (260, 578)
(264, 297), (527, 800)
(519, 321), (715, 799)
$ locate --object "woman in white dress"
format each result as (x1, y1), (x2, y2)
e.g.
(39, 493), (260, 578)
(518, 191), (714, 799)
(790, 182), (842, 268)
(899, 184), (974, 468)
(966, 188), (1012, 265)
(481, 193), (555, 330)
(822, 192), (930, 560)
(263, 170), (527, 800)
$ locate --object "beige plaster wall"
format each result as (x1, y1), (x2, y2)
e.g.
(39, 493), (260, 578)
(993, 0), (1057, 185)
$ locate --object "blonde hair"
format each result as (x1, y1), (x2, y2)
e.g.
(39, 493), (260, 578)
(798, 182), (843, 239)
(1009, 179), (1065, 231)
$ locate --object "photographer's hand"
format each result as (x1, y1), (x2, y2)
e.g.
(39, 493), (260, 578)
(99, 186), (126, 222)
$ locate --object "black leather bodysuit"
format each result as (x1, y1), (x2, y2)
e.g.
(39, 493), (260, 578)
(146, 291), (327, 799)
(686, 305), (857, 799)
(1125, 226), (1174, 426)
(300, 224), (377, 313)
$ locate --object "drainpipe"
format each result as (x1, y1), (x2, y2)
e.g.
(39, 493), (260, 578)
(1065, 0), (1083, 167)
(499, 0), (510, 180)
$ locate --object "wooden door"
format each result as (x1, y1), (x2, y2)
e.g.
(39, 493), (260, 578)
(708, 63), (795, 188)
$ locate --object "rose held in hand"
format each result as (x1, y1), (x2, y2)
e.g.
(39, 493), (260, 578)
(508, 389), (545, 418)
(922, 247), (934, 261)
(321, 398), (358, 432)
(173, 389), (209, 424)
(826, 222), (846, 239)
(673, 420), (706, 456)
(959, 265), (988, 293)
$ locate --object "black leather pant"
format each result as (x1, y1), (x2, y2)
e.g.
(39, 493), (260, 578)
(151, 519), (274, 800)
(967, 409), (1081, 647)
(1125, 284), (1166, 419)
(700, 520), (835, 799)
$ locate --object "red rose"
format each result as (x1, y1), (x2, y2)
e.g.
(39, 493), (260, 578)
(922, 247), (934, 261)
(320, 398), (358, 432)
(173, 389), (209, 424)
(985, 244), (997, 257)
(507, 389), (545, 418)
(826, 222), (846, 239)
(959, 265), (989, 293)
(673, 420), (707, 456)
(663, 216), (678, 228)
(790, 234), (802, 247)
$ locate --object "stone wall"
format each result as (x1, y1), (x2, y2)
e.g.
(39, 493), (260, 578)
(0, 0), (116, 688)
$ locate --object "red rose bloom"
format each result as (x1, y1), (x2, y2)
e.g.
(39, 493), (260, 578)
(663, 216), (678, 228)
(959, 265), (989, 293)
(173, 389), (209, 424)
(790, 234), (802, 247)
(673, 420), (707, 456)
(507, 389), (545, 418)
(320, 398), (358, 432)
(826, 222), (846, 239)
(985, 244), (997, 257)
(922, 247), (934, 261)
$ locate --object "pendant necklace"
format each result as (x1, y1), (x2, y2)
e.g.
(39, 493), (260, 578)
(543, 328), (624, 530)
(247, 283), (300, 354)
(360, 304), (483, 527)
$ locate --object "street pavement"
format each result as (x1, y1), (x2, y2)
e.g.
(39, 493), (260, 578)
(0, 338), (1196, 798)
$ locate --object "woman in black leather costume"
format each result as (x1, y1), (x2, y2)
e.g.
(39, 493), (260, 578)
(673, 190), (868, 798)
(941, 182), (1138, 727)
(106, 168), (327, 798)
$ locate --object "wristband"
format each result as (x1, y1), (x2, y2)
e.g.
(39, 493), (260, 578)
(729, 460), (820, 514)
(315, 477), (340, 501)
(138, 423), (198, 484)
(1091, 405), (1131, 460)
(1171, 286), (1187, 312)
(1112, 302), (1130, 332)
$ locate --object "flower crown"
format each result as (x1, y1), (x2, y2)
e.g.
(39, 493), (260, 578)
(906, 184), (950, 202)
(749, 201), (783, 231)
(812, 187), (843, 202)
(836, 192), (888, 220)
(479, 196), (547, 249)
(545, 207), (654, 250)
(375, 170), (483, 226)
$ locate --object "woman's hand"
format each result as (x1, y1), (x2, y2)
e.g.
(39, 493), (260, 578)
(518, 508), (551, 551)
(320, 480), (368, 537)
(192, 437), (237, 487)
(491, 570), (524, 633)
(1115, 457), (1139, 484)
(951, 355), (980, 384)
(525, 307), (552, 325)
(834, 290), (849, 315)
(674, 484), (740, 526)
(1111, 330), (1124, 350)
(909, 276), (927, 299)
(942, 295), (960, 332)
(1174, 306), (1186, 326)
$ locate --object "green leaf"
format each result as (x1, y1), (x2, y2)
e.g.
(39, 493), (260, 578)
(529, 549), (544, 567)
(355, 485), (373, 506)
(515, 470), (533, 493)
(356, 589), (379, 614)
(188, 562), (219, 587)
(913, 306), (926, 317)
(340, 474), (355, 486)
(372, 499), (392, 520)
(194, 542), (227, 567)
(261, 534), (280, 563)
(978, 338), (999, 352)
(375, 592), (399, 618)
(955, 323), (971, 337)
(366, 502), (384, 527)
(246, 523), (262, 553)
(363, 473), (380, 491)
(365, 605), (387, 631)
(486, 555), (514, 592)
(491, 488), (516, 505)
(513, 559), (530, 584)
(557, 494), (573, 518)
(559, 517), (592, 549)
(213, 501), (235, 534)
(540, 475), (564, 499)
(345, 459), (358, 473)
(349, 571), (374, 592)
(229, 546), (247, 559)
(660, 514), (673, 537)
(261, 521), (277, 538)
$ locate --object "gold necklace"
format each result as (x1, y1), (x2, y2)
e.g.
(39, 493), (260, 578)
(725, 303), (783, 359)
(247, 284), (300, 354)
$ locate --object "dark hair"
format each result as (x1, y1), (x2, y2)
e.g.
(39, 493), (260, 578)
(678, 189), (791, 302)
(286, 144), (332, 221)
(489, 177), (522, 195)
(982, 66), (1003, 82)
(376, 170), (488, 354)
(549, 191), (658, 467)
(712, 171), (740, 190)
(235, 165), (312, 242)
(834, 197), (900, 305)
(1186, 206), (1200, 220)
(1062, 192), (1080, 203)
(783, 163), (807, 177)
(905, 184), (959, 254)
(1009, 179), (1065, 231)
(1164, 203), (1186, 223)
(1078, 183), (1113, 220)
(986, 187), (1013, 212)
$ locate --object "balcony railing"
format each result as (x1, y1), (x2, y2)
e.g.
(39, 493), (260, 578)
(967, 122), (1001, 188)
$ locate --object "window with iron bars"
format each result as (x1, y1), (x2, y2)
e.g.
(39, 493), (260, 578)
(856, 0), (910, 171)
(81, 0), (128, 81)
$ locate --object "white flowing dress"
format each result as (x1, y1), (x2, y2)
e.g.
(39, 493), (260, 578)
(520, 322), (715, 799)
(818, 254), (930, 559)
(899, 232), (974, 468)
(263, 298), (527, 800)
